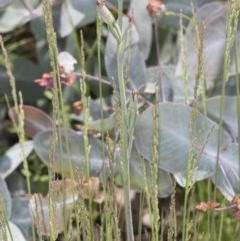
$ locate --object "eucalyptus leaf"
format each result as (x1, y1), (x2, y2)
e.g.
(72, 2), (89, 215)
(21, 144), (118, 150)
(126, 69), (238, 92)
(59, 1), (85, 37)
(0, 176), (12, 218)
(130, 144), (173, 198)
(176, 2), (240, 83)
(0, 0), (13, 8)
(0, 0), (41, 33)
(30, 17), (51, 72)
(70, 98), (109, 123)
(88, 114), (116, 132)
(145, 65), (195, 103)
(213, 143), (240, 200)
(3, 221), (27, 241)
(0, 102), (7, 133)
(33, 129), (109, 178)
(114, 144), (173, 197)
(5, 171), (27, 194)
(29, 179), (79, 236)
(134, 103), (238, 200)
(160, 65), (195, 103)
(1, 56), (44, 103)
(160, 0), (219, 29)
(30, 4), (65, 72)
(10, 197), (32, 238)
(8, 105), (53, 138)
(209, 75), (238, 96)
(128, 0), (152, 59)
(105, 16), (147, 91)
(70, 0), (97, 27)
(0, 141), (33, 179)
(68, 0), (130, 29)
(201, 96), (239, 141)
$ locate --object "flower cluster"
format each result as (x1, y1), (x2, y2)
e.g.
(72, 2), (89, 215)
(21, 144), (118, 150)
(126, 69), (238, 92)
(196, 195), (240, 221)
(35, 52), (77, 90)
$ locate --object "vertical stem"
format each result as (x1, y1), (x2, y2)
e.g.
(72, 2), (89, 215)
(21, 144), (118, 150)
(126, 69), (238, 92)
(97, 0), (134, 239)
(117, 0), (133, 239)
(118, 0), (123, 30)
(117, 2), (134, 239)
(117, 40), (134, 241)
(234, 24), (240, 193)
(153, 17), (166, 102)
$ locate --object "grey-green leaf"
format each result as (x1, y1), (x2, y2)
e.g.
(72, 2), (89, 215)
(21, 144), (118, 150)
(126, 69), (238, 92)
(0, 141), (33, 179)
(0, 0), (40, 33)
(201, 96), (239, 141)
(134, 103), (238, 200)
(128, 0), (152, 59)
(59, 1), (85, 37)
(176, 2), (240, 82)
(10, 197), (32, 238)
(0, 176), (12, 218)
(105, 16), (147, 91)
(33, 129), (109, 178)
(4, 221), (27, 241)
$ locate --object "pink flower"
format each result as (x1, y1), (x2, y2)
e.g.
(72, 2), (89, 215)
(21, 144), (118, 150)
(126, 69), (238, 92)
(35, 73), (54, 89)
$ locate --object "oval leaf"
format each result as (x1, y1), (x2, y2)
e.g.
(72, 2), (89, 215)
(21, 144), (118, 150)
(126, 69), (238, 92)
(4, 221), (27, 241)
(105, 16), (147, 91)
(29, 179), (79, 237)
(88, 115), (116, 132)
(0, 176), (12, 218)
(201, 96), (239, 141)
(0, 0), (13, 7)
(0, 141), (33, 179)
(10, 197), (32, 237)
(114, 144), (173, 197)
(146, 65), (195, 102)
(130, 144), (173, 198)
(134, 103), (238, 200)
(8, 105), (53, 138)
(160, 0), (220, 29)
(213, 143), (240, 200)
(176, 2), (240, 82)
(128, 0), (152, 59)
(33, 129), (109, 177)
(59, 1), (85, 37)
(70, 0), (97, 27)
(0, 0), (40, 33)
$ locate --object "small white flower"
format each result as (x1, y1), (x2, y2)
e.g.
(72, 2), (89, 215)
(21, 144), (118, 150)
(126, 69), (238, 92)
(58, 51), (77, 74)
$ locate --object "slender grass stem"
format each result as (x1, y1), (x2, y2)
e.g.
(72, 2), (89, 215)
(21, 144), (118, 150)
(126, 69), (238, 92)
(115, 1), (134, 240)
(153, 17), (166, 102)
(0, 35), (36, 241)
(117, 0), (123, 30)
(215, 3), (239, 241)
(117, 41), (134, 241)
(234, 24), (240, 188)
(214, 0), (239, 200)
